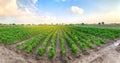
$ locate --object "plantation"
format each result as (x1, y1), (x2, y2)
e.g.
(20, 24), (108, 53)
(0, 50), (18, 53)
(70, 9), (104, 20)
(0, 25), (120, 63)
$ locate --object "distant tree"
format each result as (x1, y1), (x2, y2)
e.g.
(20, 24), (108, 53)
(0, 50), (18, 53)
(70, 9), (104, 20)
(98, 22), (101, 25)
(69, 24), (73, 25)
(21, 24), (24, 26)
(12, 23), (16, 25)
(102, 22), (104, 24)
(81, 23), (85, 25)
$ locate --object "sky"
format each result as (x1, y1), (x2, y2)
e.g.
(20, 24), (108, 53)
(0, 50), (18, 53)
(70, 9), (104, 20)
(0, 0), (120, 24)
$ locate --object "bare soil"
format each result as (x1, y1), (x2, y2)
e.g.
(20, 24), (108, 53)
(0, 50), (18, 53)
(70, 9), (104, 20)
(71, 39), (120, 63)
(0, 39), (120, 63)
(0, 44), (37, 63)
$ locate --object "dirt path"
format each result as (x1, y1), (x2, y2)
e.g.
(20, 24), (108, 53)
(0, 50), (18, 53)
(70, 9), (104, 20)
(71, 40), (120, 63)
(55, 33), (61, 58)
(52, 32), (68, 63)
(63, 35), (72, 57)
(0, 44), (37, 63)
(15, 32), (42, 45)
(15, 36), (35, 45)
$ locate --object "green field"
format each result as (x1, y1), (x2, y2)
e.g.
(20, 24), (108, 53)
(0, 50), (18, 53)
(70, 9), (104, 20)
(0, 24), (120, 58)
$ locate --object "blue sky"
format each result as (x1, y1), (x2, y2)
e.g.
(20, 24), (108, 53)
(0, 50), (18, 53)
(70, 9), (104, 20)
(0, 0), (120, 24)
(17, 0), (100, 16)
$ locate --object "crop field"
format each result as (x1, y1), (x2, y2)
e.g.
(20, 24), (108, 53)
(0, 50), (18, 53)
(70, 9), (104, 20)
(1, 0), (120, 63)
(0, 25), (120, 63)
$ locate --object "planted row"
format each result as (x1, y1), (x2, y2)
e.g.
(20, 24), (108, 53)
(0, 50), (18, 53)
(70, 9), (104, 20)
(18, 27), (53, 53)
(48, 30), (58, 58)
(0, 26), (52, 44)
(63, 30), (78, 54)
(63, 26), (106, 51)
(59, 30), (66, 56)
(37, 29), (56, 56)
(71, 26), (120, 39)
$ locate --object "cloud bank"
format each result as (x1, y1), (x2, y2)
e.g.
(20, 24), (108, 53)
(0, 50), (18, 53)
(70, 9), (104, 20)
(71, 6), (84, 15)
(0, 0), (57, 24)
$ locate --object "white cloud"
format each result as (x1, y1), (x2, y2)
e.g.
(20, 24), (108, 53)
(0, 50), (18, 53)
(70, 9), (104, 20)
(32, 0), (38, 4)
(71, 6), (84, 15)
(55, 0), (66, 2)
(61, 0), (66, 2)
(0, 0), (19, 16)
(0, 0), (57, 24)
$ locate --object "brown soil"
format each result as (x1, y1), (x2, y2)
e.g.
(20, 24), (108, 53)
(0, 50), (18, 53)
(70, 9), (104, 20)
(115, 44), (120, 53)
(71, 39), (120, 63)
(0, 44), (37, 63)
(91, 49), (120, 63)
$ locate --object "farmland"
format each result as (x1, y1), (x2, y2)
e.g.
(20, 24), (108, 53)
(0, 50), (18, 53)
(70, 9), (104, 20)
(0, 24), (120, 63)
